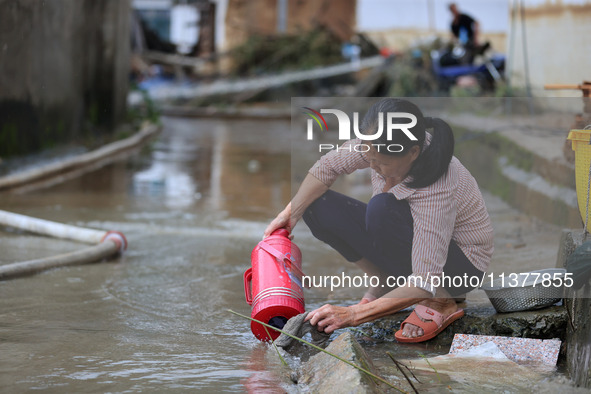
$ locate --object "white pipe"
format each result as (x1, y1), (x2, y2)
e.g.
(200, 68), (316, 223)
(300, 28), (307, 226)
(0, 210), (106, 244)
(0, 123), (159, 192)
(0, 241), (121, 280)
(0, 210), (128, 280)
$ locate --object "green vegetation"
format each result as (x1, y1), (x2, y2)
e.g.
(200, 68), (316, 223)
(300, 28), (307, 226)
(232, 28), (346, 76)
(0, 123), (18, 156)
(127, 84), (160, 126)
(450, 84), (482, 98)
(494, 82), (528, 98)
(386, 48), (438, 97)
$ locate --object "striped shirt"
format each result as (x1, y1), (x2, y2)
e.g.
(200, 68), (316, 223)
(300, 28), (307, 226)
(309, 138), (494, 295)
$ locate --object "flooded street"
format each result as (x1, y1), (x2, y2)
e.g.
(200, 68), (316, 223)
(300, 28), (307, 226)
(0, 116), (566, 392)
(2, 0), (588, 390)
(0, 117), (297, 392)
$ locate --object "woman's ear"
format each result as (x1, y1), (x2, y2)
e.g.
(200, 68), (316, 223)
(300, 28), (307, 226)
(409, 145), (421, 162)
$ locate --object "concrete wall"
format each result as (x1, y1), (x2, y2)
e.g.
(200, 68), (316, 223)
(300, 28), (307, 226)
(0, 0), (131, 158)
(222, 0), (356, 51)
(557, 230), (591, 388)
(507, 0), (591, 98)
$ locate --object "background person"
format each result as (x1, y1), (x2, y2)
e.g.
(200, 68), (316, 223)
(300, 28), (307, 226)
(449, 3), (479, 47)
(445, 3), (490, 65)
(264, 98), (494, 342)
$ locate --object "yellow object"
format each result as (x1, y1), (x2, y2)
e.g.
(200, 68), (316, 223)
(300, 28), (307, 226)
(568, 129), (591, 224)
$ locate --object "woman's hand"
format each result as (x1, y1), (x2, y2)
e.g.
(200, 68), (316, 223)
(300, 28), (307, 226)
(263, 174), (329, 239)
(263, 203), (299, 239)
(305, 304), (357, 334)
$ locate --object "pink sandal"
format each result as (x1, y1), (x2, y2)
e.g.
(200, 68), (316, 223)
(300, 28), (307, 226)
(394, 305), (464, 343)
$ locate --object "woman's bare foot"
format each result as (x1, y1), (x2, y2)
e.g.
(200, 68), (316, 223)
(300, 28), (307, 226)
(400, 297), (458, 338)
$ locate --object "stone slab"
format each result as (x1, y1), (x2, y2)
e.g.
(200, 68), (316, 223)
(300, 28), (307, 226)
(405, 352), (550, 393)
(298, 331), (384, 393)
(449, 334), (561, 365)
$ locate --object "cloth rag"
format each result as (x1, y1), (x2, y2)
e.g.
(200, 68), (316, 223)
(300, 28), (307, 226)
(274, 312), (330, 350)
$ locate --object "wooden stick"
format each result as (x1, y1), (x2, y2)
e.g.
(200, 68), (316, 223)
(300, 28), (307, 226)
(544, 84), (588, 90)
(387, 352), (420, 394)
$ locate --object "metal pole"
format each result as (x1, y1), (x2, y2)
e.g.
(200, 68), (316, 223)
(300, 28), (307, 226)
(506, 0), (518, 92)
(277, 0), (287, 33)
(428, 0), (435, 33)
(520, 0), (534, 113)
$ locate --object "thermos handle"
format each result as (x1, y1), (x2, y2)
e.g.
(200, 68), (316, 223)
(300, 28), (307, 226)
(270, 228), (290, 237)
(257, 241), (305, 278)
(243, 268), (253, 305)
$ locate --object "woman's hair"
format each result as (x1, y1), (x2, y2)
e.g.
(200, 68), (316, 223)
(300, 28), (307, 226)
(360, 98), (454, 189)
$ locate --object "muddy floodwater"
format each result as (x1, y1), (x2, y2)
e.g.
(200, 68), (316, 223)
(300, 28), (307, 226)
(0, 117), (567, 392)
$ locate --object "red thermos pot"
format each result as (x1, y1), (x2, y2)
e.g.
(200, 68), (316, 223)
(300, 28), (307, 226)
(243, 228), (305, 341)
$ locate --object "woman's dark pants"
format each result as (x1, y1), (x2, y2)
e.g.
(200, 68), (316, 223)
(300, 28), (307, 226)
(302, 190), (484, 296)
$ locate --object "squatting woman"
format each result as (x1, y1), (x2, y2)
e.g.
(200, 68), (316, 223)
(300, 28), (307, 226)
(264, 98), (493, 342)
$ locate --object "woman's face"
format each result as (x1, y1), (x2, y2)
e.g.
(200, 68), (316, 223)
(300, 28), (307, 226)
(367, 145), (420, 181)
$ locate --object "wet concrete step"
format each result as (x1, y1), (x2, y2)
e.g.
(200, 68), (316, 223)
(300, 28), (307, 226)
(293, 325), (569, 393)
(447, 111), (576, 189)
(452, 124), (580, 227)
(357, 305), (567, 349)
